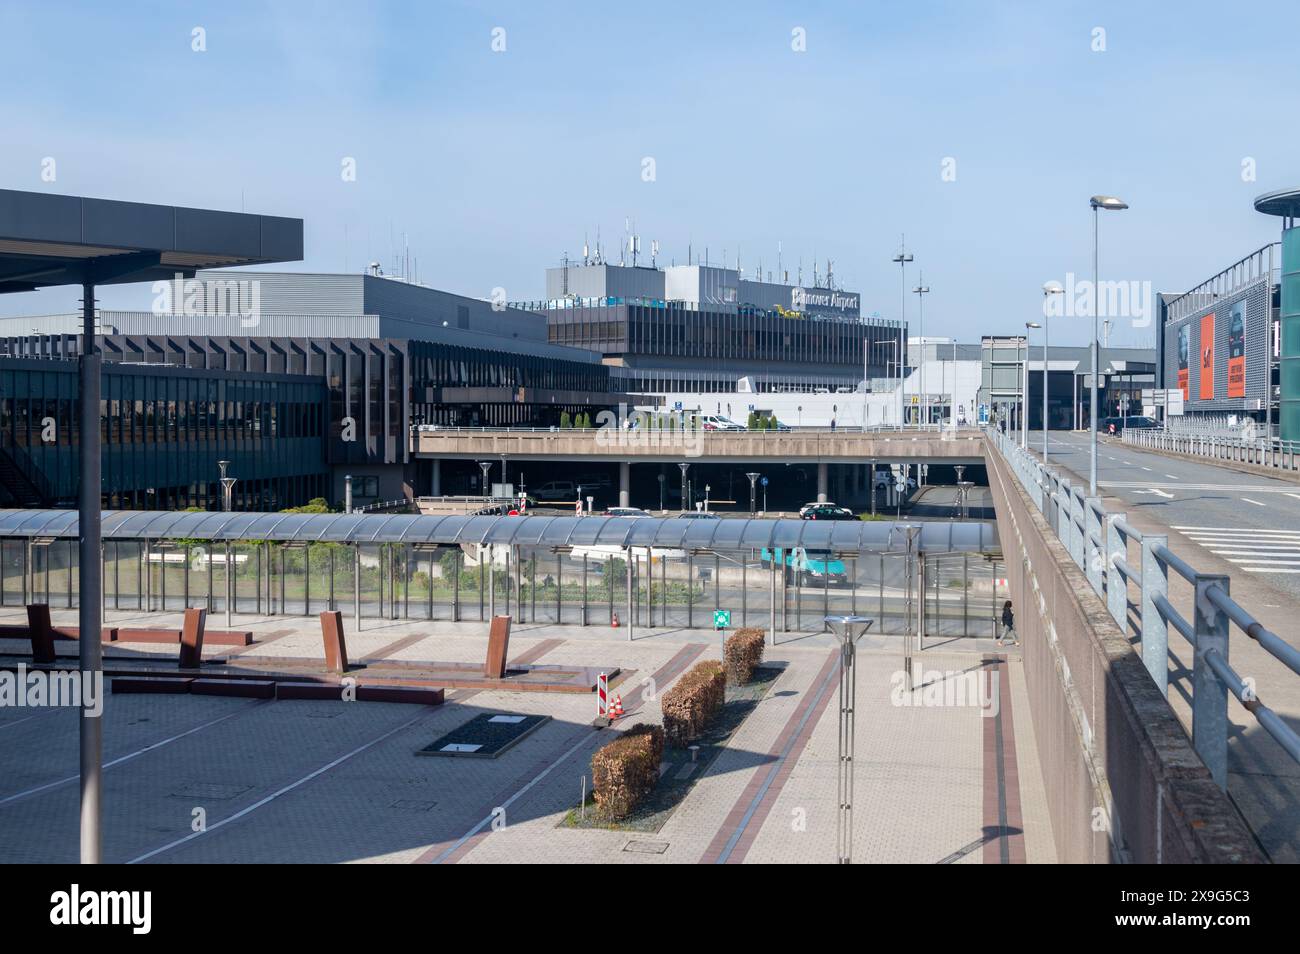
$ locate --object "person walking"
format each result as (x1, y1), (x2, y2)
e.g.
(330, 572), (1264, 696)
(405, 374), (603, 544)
(997, 599), (1018, 647)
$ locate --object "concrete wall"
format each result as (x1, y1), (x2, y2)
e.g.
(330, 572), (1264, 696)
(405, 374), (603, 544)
(984, 440), (1263, 863)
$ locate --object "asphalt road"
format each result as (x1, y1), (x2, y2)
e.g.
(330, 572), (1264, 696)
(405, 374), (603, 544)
(1030, 430), (1300, 603)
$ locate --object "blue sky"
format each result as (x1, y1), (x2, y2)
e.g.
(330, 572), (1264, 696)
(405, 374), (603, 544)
(2, 0), (1297, 348)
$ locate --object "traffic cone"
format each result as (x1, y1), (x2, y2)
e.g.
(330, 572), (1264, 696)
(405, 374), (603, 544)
(611, 695), (624, 718)
(611, 612), (620, 628)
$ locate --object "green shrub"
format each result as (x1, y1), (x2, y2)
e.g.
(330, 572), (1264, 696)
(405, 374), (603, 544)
(590, 723), (664, 820)
(661, 660), (726, 746)
(724, 627), (766, 685)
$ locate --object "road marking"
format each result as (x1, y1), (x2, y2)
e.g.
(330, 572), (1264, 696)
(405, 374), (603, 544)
(129, 709), (426, 863)
(1244, 568), (1300, 574)
(1242, 498), (1266, 507)
(1174, 525), (1300, 533)
(0, 701), (263, 809)
(1226, 559), (1300, 566)
(1133, 488), (1174, 499)
(1140, 466), (1152, 472)
(1165, 474), (1180, 480)
(1287, 493), (1300, 501)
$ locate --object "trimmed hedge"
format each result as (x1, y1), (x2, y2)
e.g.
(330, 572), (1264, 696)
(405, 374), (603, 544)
(591, 723), (664, 820)
(724, 627), (766, 685)
(661, 660), (726, 747)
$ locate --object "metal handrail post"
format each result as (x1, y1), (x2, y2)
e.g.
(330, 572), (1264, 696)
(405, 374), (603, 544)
(1105, 513), (1127, 629)
(1084, 497), (1104, 596)
(1139, 534), (1169, 696)
(1192, 573), (1231, 789)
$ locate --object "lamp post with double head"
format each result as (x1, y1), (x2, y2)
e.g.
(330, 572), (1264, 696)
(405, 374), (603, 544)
(892, 242), (914, 426)
(914, 277), (931, 426)
(1089, 195), (1128, 494)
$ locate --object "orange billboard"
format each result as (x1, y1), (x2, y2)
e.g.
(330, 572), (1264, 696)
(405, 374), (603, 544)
(1199, 313), (1215, 401)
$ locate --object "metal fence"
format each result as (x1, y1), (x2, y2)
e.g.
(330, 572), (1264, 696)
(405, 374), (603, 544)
(1123, 428), (1300, 473)
(991, 427), (1300, 786)
(1, 536), (1005, 642)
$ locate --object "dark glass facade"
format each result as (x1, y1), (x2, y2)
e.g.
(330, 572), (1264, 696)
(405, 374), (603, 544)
(542, 300), (905, 387)
(0, 356), (329, 510)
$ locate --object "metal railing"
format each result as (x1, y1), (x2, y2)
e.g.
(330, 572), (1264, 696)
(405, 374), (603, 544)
(989, 427), (1300, 787)
(1122, 429), (1300, 473)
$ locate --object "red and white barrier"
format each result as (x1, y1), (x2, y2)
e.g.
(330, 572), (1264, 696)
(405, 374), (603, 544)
(597, 671), (609, 719)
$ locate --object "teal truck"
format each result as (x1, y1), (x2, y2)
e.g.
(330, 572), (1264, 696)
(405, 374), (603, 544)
(760, 547), (849, 586)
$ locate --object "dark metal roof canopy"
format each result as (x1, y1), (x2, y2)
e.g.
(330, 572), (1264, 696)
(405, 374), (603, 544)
(0, 189), (303, 294)
(0, 510), (1000, 553)
(1254, 188), (1300, 220)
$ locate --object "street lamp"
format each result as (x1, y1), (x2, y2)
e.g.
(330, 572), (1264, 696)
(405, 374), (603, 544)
(745, 472), (760, 514)
(914, 277), (930, 426)
(1089, 195), (1128, 494)
(217, 460), (236, 512)
(478, 460), (493, 497)
(893, 241), (914, 427)
(823, 613), (874, 865)
(678, 462), (690, 514)
(1023, 322), (1041, 449)
(1042, 283), (1065, 464)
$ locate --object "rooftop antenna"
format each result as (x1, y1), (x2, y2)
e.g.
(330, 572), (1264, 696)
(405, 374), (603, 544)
(651, 239), (659, 267)
(827, 258), (835, 290)
(778, 240), (783, 281)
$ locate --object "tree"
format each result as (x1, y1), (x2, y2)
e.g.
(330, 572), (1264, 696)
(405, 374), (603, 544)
(747, 410), (759, 430)
(560, 410), (571, 429)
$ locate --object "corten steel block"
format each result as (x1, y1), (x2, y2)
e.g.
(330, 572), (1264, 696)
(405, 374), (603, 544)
(26, 604), (54, 664)
(179, 607), (207, 669)
(320, 610), (349, 673)
(356, 685), (445, 706)
(191, 678), (276, 699)
(112, 677), (194, 694)
(484, 615), (512, 678)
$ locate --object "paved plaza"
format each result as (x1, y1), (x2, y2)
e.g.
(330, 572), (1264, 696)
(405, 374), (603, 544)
(0, 608), (1055, 864)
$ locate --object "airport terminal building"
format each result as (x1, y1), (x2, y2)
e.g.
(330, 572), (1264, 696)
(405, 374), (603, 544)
(519, 259), (904, 394)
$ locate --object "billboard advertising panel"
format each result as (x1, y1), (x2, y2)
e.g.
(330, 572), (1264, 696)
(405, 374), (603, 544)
(1163, 260), (1271, 412)
(1177, 325), (1189, 400)
(1199, 313), (1215, 400)
(1228, 303), (1246, 398)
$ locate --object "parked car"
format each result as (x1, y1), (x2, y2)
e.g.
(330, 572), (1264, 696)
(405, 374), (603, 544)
(677, 511), (720, 519)
(533, 480), (576, 501)
(605, 506), (649, 518)
(698, 414), (746, 431)
(873, 472), (917, 490)
(801, 503), (856, 521)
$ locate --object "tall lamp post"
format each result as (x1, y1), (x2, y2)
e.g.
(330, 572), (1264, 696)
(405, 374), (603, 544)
(824, 613), (874, 864)
(914, 277), (930, 426)
(892, 241), (914, 427)
(1089, 195), (1129, 494)
(1023, 323), (1041, 448)
(678, 462), (690, 514)
(1042, 283), (1064, 463)
(745, 472), (760, 515)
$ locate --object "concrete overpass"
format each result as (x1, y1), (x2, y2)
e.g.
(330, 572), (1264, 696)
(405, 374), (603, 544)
(413, 426), (985, 507)
(413, 425), (985, 465)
